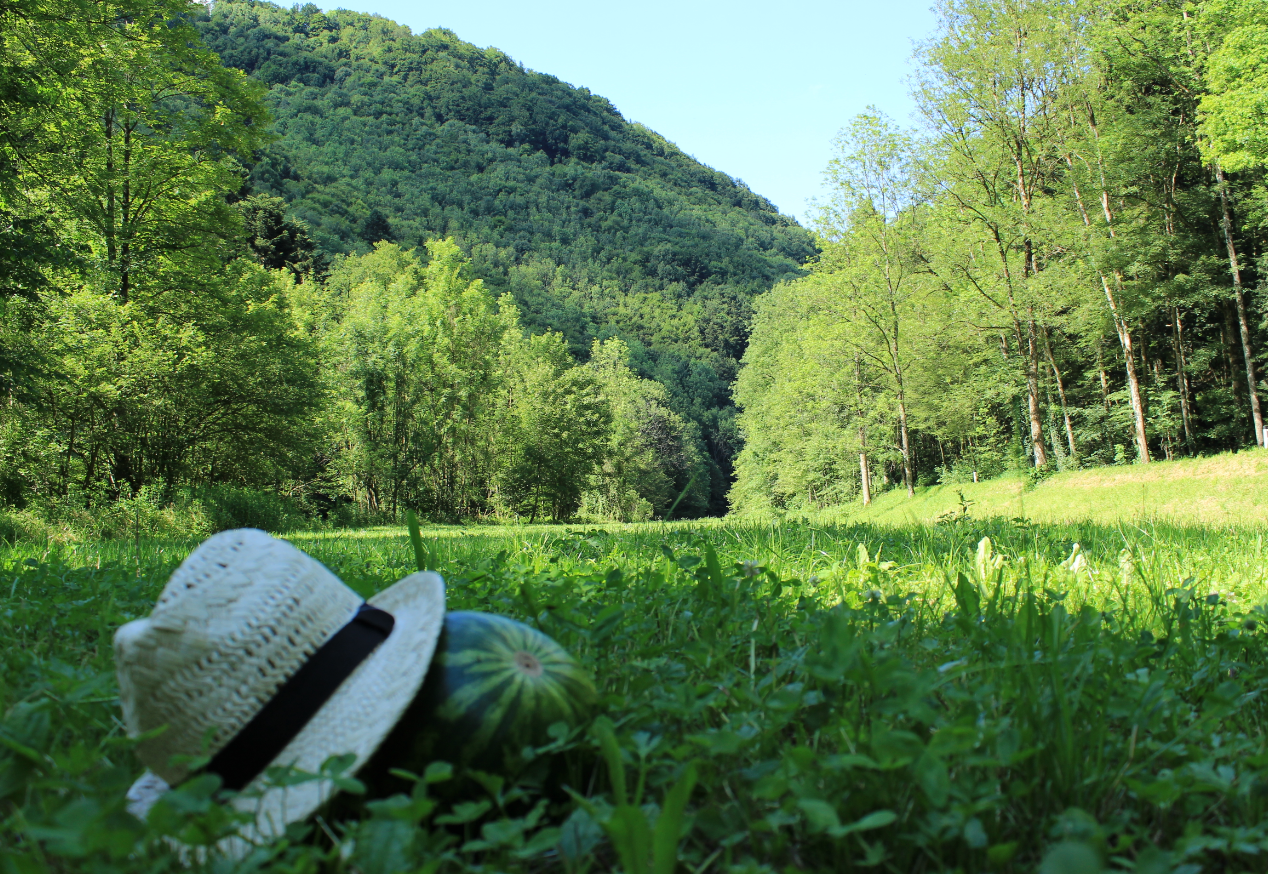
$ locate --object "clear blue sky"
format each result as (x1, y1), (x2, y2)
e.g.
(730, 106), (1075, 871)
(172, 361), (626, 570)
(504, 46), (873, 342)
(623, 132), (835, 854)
(324, 0), (939, 225)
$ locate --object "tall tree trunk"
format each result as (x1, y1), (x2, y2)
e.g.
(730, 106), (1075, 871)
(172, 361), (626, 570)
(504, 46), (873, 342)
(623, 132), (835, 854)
(1025, 316), (1048, 467)
(1066, 170), (1151, 461)
(897, 391), (914, 497)
(120, 117), (132, 303)
(1097, 337), (1110, 412)
(1044, 385), (1063, 462)
(103, 108), (120, 298)
(883, 291), (914, 496)
(1214, 162), (1265, 446)
(1223, 303), (1241, 392)
(855, 354), (871, 505)
(1117, 313), (1151, 463)
(859, 446), (871, 505)
(1172, 308), (1194, 447)
(1041, 326), (1077, 458)
(985, 223), (1047, 470)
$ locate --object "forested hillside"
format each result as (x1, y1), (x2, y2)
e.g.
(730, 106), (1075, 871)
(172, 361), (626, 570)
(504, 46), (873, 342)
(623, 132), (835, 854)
(194, 0), (816, 511)
(732, 0), (1268, 514)
(0, 0), (816, 531)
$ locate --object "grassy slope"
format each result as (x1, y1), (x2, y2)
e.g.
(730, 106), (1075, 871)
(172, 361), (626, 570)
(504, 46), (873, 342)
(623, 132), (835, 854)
(842, 450), (1268, 527)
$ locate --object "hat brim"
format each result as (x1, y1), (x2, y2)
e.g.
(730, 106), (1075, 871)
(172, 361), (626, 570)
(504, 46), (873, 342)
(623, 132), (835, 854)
(126, 570), (445, 857)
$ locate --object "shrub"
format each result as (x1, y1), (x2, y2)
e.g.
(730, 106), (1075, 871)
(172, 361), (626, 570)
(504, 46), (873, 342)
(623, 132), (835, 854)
(192, 484), (313, 533)
(0, 509), (62, 544)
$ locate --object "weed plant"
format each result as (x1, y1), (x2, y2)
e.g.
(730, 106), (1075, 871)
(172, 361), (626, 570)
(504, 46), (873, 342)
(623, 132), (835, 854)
(3, 516), (1268, 872)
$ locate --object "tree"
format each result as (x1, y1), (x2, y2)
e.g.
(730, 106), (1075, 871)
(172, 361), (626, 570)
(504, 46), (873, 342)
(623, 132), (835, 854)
(814, 111), (933, 496)
(916, 0), (1084, 467)
(1192, 0), (1268, 445)
(731, 278), (887, 513)
(360, 208), (394, 245)
(584, 338), (706, 520)
(10, 0), (269, 302)
(494, 333), (611, 522)
(315, 241), (517, 518)
(194, 0), (819, 492)
(1196, 0), (1268, 174)
(0, 0), (159, 299)
(0, 0), (314, 510)
(7, 260), (320, 502)
(238, 195), (326, 279)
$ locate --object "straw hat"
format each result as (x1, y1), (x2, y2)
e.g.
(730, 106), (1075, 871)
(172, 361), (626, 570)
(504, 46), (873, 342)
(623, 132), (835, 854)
(114, 528), (444, 855)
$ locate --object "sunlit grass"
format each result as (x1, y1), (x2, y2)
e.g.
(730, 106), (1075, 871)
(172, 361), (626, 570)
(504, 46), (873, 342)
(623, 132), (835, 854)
(5, 506), (1268, 871)
(11, 511), (1263, 634)
(830, 449), (1268, 528)
(6, 458), (1268, 870)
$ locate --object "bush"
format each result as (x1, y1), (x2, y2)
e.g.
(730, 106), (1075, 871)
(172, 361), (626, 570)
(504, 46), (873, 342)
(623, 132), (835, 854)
(192, 484), (313, 533)
(29, 485), (215, 541)
(937, 446), (1008, 485)
(1024, 462), (1059, 490)
(0, 484), (323, 542)
(0, 509), (63, 544)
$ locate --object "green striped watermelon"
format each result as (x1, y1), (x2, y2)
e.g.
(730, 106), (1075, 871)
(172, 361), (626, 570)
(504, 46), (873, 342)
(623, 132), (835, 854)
(409, 611), (597, 773)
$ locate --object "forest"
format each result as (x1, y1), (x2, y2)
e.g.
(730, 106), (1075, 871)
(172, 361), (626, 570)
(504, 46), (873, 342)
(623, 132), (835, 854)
(733, 0), (1268, 512)
(0, 0), (813, 529)
(194, 0), (821, 516)
(1, 0), (1266, 532)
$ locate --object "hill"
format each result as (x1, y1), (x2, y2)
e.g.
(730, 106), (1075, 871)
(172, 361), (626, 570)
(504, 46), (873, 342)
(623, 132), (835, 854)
(195, 0), (817, 511)
(826, 452), (1268, 529)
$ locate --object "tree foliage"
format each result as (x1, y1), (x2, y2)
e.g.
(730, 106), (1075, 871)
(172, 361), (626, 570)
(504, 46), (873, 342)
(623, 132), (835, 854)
(193, 0), (817, 512)
(0, 0), (763, 524)
(0, 0), (321, 513)
(734, 0), (1268, 514)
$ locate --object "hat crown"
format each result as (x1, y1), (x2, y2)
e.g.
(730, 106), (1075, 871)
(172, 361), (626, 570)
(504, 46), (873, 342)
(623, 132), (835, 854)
(114, 529), (362, 784)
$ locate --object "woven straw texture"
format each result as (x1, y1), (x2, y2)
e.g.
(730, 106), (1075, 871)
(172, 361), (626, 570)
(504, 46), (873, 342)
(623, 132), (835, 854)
(115, 529), (444, 858)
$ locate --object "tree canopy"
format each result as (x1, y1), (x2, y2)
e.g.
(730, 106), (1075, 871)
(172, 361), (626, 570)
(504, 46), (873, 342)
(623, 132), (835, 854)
(193, 0), (817, 511)
(733, 0), (1268, 514)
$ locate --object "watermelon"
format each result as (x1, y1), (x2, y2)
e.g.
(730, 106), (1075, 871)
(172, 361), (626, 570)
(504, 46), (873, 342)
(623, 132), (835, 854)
(406, 611), (597, 774)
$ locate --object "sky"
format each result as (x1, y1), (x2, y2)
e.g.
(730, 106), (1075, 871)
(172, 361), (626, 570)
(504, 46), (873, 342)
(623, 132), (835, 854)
(323, 0), (939, 225)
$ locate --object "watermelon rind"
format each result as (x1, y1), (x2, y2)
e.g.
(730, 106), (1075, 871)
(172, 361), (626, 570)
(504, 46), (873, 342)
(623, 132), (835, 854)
(411, 611), (598, 773)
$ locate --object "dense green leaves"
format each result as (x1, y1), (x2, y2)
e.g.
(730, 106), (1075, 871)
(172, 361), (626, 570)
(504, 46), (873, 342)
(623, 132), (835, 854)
(734, 0), (1268, 514)
(34, 261), (320, 493)
(1197, 0), (1268, 172)
(0, 0), (318, 513)
(2, 0), (824, 525)
(495, 335), (612, 522)
(285, 242), (710, 522)
(193, 0), (817, 509)
(585, 338), (710, 521)
(2, 0), (759, 524)
(305, 240), (516, 519)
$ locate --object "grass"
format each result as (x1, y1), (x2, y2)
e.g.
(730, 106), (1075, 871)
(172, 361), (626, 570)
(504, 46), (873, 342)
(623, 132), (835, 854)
(5, 464), (1268, 872)
(842, 450), (1268, 528)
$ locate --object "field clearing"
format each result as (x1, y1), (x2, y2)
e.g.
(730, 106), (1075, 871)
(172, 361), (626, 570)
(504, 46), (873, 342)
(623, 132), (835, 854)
(5, 469), (1268, 872)
(842, 451), (1268, 528)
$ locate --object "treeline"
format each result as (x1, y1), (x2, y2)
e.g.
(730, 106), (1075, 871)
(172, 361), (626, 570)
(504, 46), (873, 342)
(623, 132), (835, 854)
(193, 0), (819, 512)
(732, 0), (1268, 513)
(0, 0), (710, 528)
(287, 238), (707, 522)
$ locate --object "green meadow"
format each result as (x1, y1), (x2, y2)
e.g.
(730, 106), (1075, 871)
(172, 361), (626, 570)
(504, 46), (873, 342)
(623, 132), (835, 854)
(4, 459), (1268, 872)
(838, 453), (1268, 530)
(8, 0), (1268, 869)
